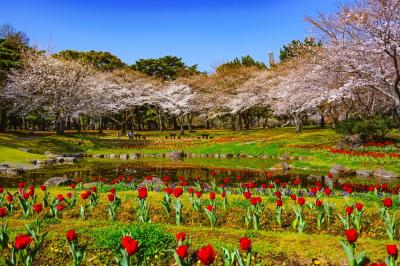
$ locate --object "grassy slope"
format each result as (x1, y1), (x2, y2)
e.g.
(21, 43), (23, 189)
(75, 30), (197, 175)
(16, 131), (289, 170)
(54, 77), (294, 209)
(1, 127), (400, 173)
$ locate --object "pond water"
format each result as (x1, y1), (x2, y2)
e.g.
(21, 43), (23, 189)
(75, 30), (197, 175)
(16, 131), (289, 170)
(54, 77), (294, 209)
(0, 158), (396, 192)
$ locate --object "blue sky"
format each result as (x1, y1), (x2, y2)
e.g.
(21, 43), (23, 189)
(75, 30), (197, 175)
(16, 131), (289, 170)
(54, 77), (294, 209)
(1, 0), (339, 72)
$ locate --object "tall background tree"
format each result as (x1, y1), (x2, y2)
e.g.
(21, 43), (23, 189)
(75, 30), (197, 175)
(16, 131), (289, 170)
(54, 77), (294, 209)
(0, 23), (29, 131)
(131, 55), (200, 80)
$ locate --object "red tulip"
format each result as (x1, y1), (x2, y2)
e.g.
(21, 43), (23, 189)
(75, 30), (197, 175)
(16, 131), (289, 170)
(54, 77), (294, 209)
(387, 244), (398, 256)
(290, 194), (297, 200)
(81, 191), (91, 200)
(276, 199), (283, 207)
(110, 188), (116, 194)
(355, 202), (363, 211)
(197, 244), (216, 265)
(243, 191), (251, 199)
(173, 187), (183, 198)
(195, 191), (202, 198)
(327, 173), (333, 178)
(165, 187), (174, 195)
(221, 192), (226, 198)
(56, 204), (64, 211)
(209, 192), (216, 200)
(70, 183), (76, 189)
(14, 235), (33, 250)
(275, 191), (281, 198)
(206, 205), (213, 212)
(176, 245), (189, 258)
(18, 182), (25, 189)
(345, 229), (358, 243)
(383, 197), (393, 208)
(108, 193), (115, 202)
(91, 187), (97, 193)
(39, 185), (46, 191)
(0, 207), (7, 218)
(324, 187), (331, 196)
(0, 186), (3, 193)
(239, 237), (252, 251)
(66, 229), (77, 242)
(250, 197), (262, 206)
(33, 203), (42, 214)
(121, 236), (139, 256)
(188, 187), (194, 194)
(316, 199), (322, 207)
(6, 195), (13, 202)
(66, 192), (72, 199)
(57, 194), (64, 202)
(297, 197), (305, 206)
(176, 232), (186, 242)
(345, 206), (353, 215)
(138, 187), (148, 199)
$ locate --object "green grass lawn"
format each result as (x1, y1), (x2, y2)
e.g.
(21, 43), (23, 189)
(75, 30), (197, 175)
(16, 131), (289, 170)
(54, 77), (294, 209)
(1, 127), (400, 174)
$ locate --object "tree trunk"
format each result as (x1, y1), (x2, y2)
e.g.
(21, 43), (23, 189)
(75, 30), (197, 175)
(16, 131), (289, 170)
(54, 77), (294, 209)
(158, 107), (163, 132)
(319, 113), (325, 128)
(294, 113), (303, 133)
(187, 113), (193, 132)
(0, 109), (7, 132)
(98, 117), (103, 134)
(205, 115), (210, 129)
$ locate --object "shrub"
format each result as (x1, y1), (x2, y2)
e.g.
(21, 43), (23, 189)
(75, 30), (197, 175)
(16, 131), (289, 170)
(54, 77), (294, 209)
(335, 117), (397, 140)
(91, 223), (175, 261)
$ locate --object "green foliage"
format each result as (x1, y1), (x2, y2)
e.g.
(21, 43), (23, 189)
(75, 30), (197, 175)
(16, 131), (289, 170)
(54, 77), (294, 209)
(131, 55), (200, 80)
(92, 223), (175, 260)
(216, 55), (266, 72)
(55, 50), (126, 71)
(279, 37), (321, 63)
(335, 117), (397, 139)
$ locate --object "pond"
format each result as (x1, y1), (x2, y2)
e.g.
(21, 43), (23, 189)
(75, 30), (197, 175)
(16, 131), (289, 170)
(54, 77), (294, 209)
(0, 158), (396, 193)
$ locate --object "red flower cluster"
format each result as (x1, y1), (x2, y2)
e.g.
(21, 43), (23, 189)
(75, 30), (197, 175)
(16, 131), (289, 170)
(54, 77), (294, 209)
(0, 207), (7, 218)
(66, 229), (77, 242)
(138, 187), (148, 199)
(121, 236), (139, 256)
(239, 237), (252, 251)
(173, 187), (183, 198)
(15, 235), (33, 250)
(81, 191), (91, 200)
(250, 197), (262, 206)
(197, 244), (216, 265)
(345, 229), (357, 243)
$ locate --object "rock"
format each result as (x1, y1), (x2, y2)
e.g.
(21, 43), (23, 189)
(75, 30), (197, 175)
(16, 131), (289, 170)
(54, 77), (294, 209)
(330, 164), (356, 177)
(138, 177), (164, 191)
(298, 156), (308, 161)
(214, 154), (220, 158)
(44, 176), (73, 186)
(119, 154), (128, 160)
(63, 153), (84, 158)
(0, 163), (10, 168)
(13, 168), (25, 174)
(200, 154), (208, 158)
(239, 154), (248, 158)
(18, 147), (31, 153)
(225, 154), (234, 158)
(44, 151), (53, 155)
(271, 162), (291, 170)
(373, 168), (397, 179)
(356, 169), (373, 178)
(129, 153), (141, 159)
(278, 154), (289, 161)
(167, 151), (185, 159)
(0, 167), (8, 174)
(337, 134), (364, 149)
(45, 159), (56, 164)
(108, 154), (116, 159)
(55, 157), (77, 163)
